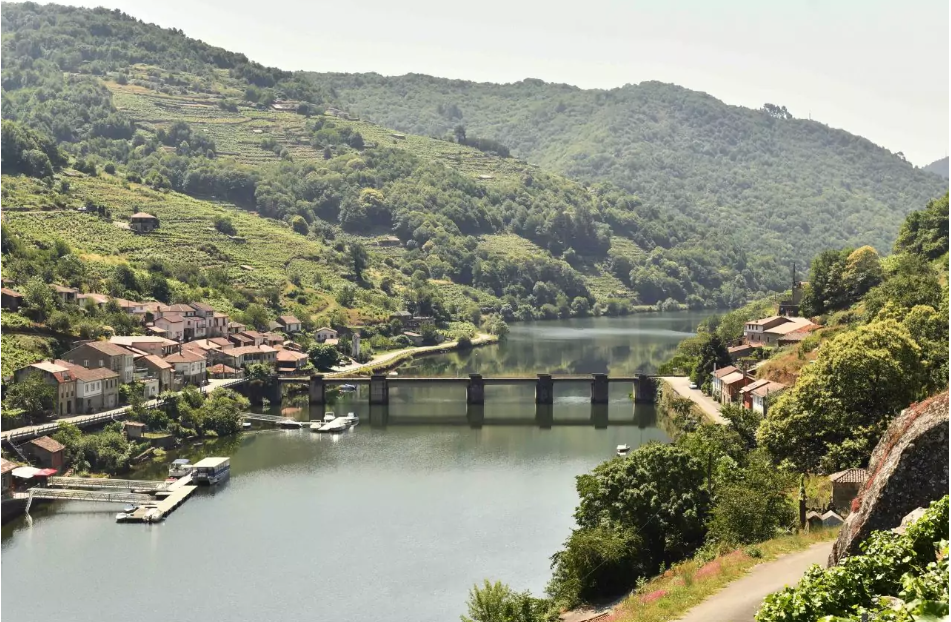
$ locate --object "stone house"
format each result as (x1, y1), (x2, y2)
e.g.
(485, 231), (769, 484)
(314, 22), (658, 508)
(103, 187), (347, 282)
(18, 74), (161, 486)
(14, 361), (77, 417)
(58, 361), (120, 413)
(164, 349), (207, 387)
(51, 284), (79, 305)
(129, 212), (159, 233)
(63, 340), (135, 384)
(124, 421), (148, 439)
(24, 436), (65, 471)
(403, 331), (424, 346)
(135, 354), (174, 393)
(829, 468), (869, 514)
(743, 316), (814, 346)
(315, 327), (338, 343)
(238, 331), (267, 346)
(76, 292), (110, 310)
(276, 349), (309, 373)
(1, 458), (16, 496)
(109, 336), (179, 357)
(1, 287), (24, 311)
(219, 345), (277, 369)
(277, 315), (302, 333)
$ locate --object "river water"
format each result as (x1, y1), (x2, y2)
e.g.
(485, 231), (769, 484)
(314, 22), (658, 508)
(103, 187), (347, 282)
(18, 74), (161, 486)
(1, 312), (703, 622)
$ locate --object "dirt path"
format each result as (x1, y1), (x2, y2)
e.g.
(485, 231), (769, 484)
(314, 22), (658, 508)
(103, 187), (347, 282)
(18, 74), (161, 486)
(660, 376), (726, 424)
(674, 541), (832, 622)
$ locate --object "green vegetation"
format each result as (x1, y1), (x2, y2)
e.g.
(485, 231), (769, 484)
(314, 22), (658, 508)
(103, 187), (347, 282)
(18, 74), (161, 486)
(0, 1), (792, 333)
(54, 421), (139, 475)
(756, 496), (949, 622)
(317, 73), (947, 264)
(606, 528), (837, 622)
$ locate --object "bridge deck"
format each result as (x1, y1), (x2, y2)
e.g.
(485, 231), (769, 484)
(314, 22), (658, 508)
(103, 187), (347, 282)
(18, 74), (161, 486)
(28, 488), (153, 504)
(281, 375), (650, 383)
(48, 476), (170, 492)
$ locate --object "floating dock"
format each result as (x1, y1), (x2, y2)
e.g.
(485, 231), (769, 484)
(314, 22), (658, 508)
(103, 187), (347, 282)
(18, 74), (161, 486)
(120, 474), (197, 523)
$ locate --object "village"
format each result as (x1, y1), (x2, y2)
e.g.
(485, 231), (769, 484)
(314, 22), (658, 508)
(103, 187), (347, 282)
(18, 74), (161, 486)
(2, 274), (442, 421)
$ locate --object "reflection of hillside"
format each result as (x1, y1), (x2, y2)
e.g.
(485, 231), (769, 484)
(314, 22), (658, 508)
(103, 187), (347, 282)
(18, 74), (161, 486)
(405, 313), (703, 378)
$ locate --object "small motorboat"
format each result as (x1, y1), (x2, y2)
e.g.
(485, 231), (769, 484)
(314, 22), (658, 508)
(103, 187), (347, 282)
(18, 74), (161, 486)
(122, 503), (138, 513)
(115, 512), (134, 523)
(279, 420), (304, 429)
(339, 384), (357, 392)
(168, 458), (193, 479)
(323, 411), (336, 423)
(616, 444), (631, 457)
(318, 418), (350, 434)
(242, 421), (252, 429)
(343, 412), (359, 427)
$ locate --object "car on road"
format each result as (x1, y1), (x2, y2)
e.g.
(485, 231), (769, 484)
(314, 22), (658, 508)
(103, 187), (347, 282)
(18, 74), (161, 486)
(688, 382), (698, 390)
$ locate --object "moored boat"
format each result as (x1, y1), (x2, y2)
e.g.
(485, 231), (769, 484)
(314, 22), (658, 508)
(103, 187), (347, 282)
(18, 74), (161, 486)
(323, 411), (336, 422)
(318, 418), (349, 433)
(192, 457), (230, 485)
(343, 412), (359, 427)
(168, 458), (193, 479)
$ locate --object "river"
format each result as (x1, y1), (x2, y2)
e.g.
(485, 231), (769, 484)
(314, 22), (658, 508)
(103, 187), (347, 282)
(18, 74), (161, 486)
(1, 312), (704, 622)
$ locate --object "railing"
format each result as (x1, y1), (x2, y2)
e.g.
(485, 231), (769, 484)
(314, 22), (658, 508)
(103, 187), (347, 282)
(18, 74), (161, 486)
(27, 488), (152, 509)
(47, 476), (170, 492)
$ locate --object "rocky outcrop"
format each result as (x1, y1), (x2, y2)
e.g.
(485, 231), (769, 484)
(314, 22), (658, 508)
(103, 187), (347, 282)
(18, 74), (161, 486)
(829, 391), (949, 566)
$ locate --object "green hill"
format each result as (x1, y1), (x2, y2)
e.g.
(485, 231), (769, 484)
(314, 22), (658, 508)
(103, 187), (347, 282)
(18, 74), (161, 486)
(924, 156), (949, 179)
(314, 73), (947, 263)
(0, 0), (792, 333)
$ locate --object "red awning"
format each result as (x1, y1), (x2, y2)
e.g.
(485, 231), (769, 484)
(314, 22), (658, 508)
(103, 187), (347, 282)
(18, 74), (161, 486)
(34, 468), (58, 477)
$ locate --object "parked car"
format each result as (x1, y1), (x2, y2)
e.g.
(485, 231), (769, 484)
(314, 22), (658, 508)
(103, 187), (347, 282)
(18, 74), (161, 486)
(688, 382), (698, 390)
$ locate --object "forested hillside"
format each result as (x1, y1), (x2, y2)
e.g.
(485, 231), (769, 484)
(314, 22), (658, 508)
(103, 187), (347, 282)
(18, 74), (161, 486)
(0, 1), (792, 327)
(925, 156), (950, 179)
(316, 73), (947, 263)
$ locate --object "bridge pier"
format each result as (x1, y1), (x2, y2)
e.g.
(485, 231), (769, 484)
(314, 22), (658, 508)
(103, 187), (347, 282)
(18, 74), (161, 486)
(466, 404), (485, 428)
(467, 374), (485, 405)
(309, 374), (325, 404)
(633, 374), (658, 404)
(535, 374), (554, 405)
(590, 373), (609, 404)
(535, 404), (554, 429)
(591, 404), (609, 429)
(369, 374), (389, 405)
(266, 376), (283, 404)
(369, 405), (389, 428)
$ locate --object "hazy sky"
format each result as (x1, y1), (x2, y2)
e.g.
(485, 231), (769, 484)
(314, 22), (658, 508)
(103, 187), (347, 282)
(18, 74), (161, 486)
(53, 0), (949, 165)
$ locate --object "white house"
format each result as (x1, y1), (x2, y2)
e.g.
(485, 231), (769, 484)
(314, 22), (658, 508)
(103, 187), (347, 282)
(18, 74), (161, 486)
(154, 314), (185, 342)
(164, 349), (207, 386)
(750, 380), (788, 415)
(743, 316), (813, 346)
(315, 327), (338, 343)
(278, 315), (302, 333)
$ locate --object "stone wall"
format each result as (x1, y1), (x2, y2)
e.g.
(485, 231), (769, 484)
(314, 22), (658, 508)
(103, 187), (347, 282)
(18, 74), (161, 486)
(829, 391), (949, 565)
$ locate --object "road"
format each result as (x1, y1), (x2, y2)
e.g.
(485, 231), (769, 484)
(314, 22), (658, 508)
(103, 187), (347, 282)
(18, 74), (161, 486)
(674, 541), (833, 622)
(327, 333), (496, 376)
(660, 376), (726, 424)
(1, 377), (242, 442)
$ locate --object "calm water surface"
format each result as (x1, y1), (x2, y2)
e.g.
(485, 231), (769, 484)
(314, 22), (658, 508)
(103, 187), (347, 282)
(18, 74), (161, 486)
(1, 312), (703, 622)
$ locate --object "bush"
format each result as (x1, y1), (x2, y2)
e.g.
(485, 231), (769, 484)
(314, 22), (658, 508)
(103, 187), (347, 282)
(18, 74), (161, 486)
(756, 496), (949, 622)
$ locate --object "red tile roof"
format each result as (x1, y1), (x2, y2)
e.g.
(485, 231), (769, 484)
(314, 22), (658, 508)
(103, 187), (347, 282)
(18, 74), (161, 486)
(1, 287), (23, 297)
(164, 350), (206, 364)
(1, 458), (18, 474)
(829, 468), (869, 484)
(157, 313), (185, 324)
(78, 341), (133, 357)
(139, 354), (172, 370)
(131, 212), (157, 219)
(279, 315), (301, 325)
(28, 436), (65, 453)
(712, 366), (738, 379)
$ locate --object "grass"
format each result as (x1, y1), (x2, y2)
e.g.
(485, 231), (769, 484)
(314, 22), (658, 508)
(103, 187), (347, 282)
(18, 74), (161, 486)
(604, 528), (838, 622)
(1, 333), (60, 379)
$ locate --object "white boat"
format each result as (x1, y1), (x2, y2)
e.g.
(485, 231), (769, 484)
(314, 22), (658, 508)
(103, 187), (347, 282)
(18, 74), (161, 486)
(192, 457), (230, 485)
(343, 412), (359, 427)
(168, 459), (193, 479)
(339, 384), (357, 392)
(318, 418), (350, 433)
(242, 421), (252, 429)
(323, 411), (336, 423)
(309, 421), (323, 432)
(279, 420), (304, 429)
(115, 512), (134, 523)
(616, 444), (631, 457)
(144, 508), (163, 523)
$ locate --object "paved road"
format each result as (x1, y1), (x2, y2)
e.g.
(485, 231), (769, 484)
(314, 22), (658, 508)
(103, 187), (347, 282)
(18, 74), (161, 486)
(327, 333), (496, 376)
(661, 376), (726, 424)
(675, 541), (833, 622)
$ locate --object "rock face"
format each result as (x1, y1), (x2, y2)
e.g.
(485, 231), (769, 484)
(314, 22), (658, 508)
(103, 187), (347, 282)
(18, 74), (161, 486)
(829, 391), (949, 566)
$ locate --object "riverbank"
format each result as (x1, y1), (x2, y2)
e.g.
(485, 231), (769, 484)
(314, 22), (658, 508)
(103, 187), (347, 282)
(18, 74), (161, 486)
(658, 377), (725, 425)
(326, 332), (498, 377)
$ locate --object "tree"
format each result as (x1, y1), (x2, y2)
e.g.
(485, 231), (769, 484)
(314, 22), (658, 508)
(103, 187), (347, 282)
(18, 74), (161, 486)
(214, 215), (237, 235)
(308, 343), (341, 371)
(454, 124), (467, 144)
(291, 215), (309, 235)
(799, 248), (852, 316)
(242, 303), (270, 330)
(708, 451), (796, 545)
(894, 193), (949, 260)
(841, 246), (883, 300)
(336, 284), (356, 307)
(5, 372), (56, 416)
(462, 580), (555, 622)
(569, 297), (590, 317)
(350, 242), (369, 281)
(419, 323), (440, 345)
(758, 319), (926, 472)
(22, 276), (55, 322)
(690, 333), (731, 387)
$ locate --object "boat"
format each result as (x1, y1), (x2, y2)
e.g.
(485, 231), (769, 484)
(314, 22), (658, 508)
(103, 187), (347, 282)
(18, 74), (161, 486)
(317, 418), (350, 433)
(279, 419), (304, 429)
(191, 457), (230, 485)
(309, 421), (323, 432)
(168, 458), (193, 479)
(339, 384), (357, 392)
(122, 503), (138, 513)
(323, 411), (336, 423)
(115, 512), (134, 523)
(343, 412), (359, 427)
(242, 421), (252, 429)
(616, 444), (631, 457)
(144, 508), (163, 523)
